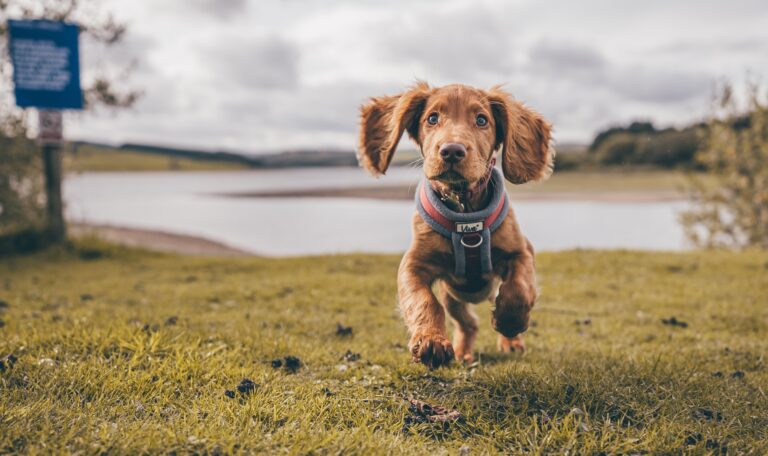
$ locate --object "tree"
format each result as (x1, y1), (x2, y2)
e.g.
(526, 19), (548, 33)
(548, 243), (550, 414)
(588, 120), (704, 168)
(589, 121), (656, 153)
(681, 83), (768, 249)
(591, 132), (639, 165)
(0, 0), (139, 238)
(639, 128), (701, 168)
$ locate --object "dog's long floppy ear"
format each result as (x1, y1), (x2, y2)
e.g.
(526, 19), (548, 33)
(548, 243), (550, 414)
(358, 82), (432, 176)
(486, 86), (554, 184)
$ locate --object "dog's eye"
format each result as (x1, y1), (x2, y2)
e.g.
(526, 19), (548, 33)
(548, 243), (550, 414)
(476, 114), (488, 127)
(427, 113), (439, 125)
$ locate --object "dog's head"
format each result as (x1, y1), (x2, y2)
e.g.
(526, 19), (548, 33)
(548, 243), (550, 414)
(358, 82), (554, 190)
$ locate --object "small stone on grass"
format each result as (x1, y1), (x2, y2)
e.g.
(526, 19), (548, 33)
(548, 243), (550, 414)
(335, 323), (353, 336)
(270, 356), (302, 373)
(142, 323), (160, 333)
(1, 354), (18, 372)
(284, 356), (301, 373)
(236, 378), (257, 395)
(693, 407), (723, 422)
(685, 433), (702, 446)
(661, 316), (688, 328)
(341, 350), (361, 362)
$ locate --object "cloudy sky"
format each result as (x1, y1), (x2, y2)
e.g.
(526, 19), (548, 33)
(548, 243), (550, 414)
(68, 0), (768, 153)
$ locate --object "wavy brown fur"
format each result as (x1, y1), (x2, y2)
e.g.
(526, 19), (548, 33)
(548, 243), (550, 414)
(485, 86), (554, 184)
(357, 82), (433, 176)
(357, 83), (555, 368)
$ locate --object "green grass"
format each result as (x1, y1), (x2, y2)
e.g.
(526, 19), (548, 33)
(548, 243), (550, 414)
(1, 241), (767, 454)
(65, 145), (249, 172)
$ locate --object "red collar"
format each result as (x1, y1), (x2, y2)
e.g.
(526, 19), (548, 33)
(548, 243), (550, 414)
(418, 163), (507, 235)
(418, 184), (506, 234)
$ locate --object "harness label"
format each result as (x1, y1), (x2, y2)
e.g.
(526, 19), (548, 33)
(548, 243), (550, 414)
(456, 221), (483, 233)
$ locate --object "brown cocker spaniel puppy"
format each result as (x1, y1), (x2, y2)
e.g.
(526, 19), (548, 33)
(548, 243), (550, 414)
(358, 82), (554, 368)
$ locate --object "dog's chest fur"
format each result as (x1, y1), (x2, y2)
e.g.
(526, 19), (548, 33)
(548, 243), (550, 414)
(426, 243), (516, 304)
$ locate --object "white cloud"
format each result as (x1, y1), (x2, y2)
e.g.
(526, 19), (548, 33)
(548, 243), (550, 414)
(201, 35), (300, 90)
(65, 0), (768, 149)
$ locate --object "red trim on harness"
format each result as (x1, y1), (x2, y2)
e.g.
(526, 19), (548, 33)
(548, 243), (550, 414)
(419, 183), (505, 233)
(484, 189), (506, 228)
(419, 184), (453, 231)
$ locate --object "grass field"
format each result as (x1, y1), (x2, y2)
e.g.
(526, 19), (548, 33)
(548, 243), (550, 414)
(1, 241), (767, 454)
(65, 144), (249, 172)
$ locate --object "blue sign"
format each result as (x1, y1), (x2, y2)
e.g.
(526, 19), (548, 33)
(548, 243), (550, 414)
(8, 20), (83, 110)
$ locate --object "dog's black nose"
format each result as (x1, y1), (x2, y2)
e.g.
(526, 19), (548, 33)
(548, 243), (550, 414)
(439, 143), (466, 164)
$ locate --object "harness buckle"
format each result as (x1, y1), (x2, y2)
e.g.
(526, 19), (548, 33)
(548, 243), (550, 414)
(460, 233), (483, 248)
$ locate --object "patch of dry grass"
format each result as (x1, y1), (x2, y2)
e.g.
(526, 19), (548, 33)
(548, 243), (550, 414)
(1, 241), (766, 454)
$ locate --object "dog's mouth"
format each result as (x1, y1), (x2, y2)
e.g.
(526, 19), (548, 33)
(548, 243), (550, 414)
(427, 170), (473, 211)
(429, 169), (468, 186)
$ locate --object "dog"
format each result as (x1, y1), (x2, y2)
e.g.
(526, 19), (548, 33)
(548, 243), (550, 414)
(357, 82), (554, 368)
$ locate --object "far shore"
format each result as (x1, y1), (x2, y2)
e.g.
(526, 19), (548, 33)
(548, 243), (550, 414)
(213, 185), (686, 203)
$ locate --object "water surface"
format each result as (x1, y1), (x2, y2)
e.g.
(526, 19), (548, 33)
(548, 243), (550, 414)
(64, 168), (689, 255)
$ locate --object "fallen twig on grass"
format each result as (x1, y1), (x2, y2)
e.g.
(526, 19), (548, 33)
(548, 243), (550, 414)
(402, 397), (463, 432)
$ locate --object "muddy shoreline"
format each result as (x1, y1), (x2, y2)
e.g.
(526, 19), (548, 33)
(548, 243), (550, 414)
(70, 224), (251, 256)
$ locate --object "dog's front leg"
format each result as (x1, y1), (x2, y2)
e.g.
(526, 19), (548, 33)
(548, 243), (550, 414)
(492, 244), (537, 352)
(398, 256), (454, 368)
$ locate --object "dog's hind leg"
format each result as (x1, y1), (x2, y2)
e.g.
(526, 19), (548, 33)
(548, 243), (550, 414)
(437, 281), (479, 363)
(497, 334), (526, 353)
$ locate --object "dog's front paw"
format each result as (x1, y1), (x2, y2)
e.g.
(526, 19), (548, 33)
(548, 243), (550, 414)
(409, 332), (454, 369)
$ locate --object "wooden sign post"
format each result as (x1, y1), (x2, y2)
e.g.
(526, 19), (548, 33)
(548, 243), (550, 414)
(39, 110), (65, 241)
(8, 20), (83, 243)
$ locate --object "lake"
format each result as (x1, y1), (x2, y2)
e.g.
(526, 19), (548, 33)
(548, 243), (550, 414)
(64, 167), (691, 255)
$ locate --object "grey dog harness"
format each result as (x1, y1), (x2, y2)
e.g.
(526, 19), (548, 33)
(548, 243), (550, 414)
(415, 168), (509, 279)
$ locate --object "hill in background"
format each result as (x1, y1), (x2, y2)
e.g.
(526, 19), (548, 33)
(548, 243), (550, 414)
(66, 142), (360, 172)
(66, 115), (716, 173)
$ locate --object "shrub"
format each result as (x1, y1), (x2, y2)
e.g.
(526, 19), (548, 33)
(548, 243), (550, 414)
(591, 132), (639, 165)
(681, 84), (768, 249)
(0, 134), (45, 235)
(589, 123), (703, 168)
(590, 121), (656, 153)
(638, 128), (702, 168)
